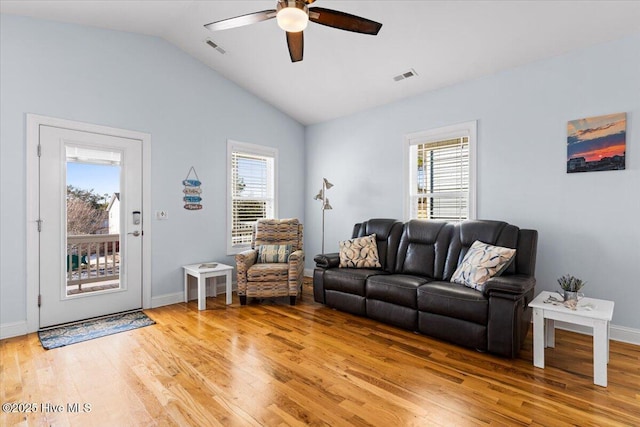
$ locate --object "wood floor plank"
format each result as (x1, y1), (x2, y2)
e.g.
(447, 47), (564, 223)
(1, 283), (639, 426)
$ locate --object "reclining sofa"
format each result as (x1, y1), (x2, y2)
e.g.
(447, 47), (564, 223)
(313, 219), (538, 358)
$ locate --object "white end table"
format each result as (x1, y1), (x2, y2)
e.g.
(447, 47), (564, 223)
(183, 262), (234, 310)
(528, 290), (614, 387)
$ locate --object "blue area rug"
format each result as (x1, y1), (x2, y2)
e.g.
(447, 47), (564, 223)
(38, 311), (155, 350)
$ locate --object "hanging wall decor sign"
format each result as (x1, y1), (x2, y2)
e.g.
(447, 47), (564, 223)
(183, 166), (203, 210)
(567, 112), (626, 173)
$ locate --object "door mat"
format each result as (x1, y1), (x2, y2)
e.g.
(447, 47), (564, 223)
(38, 311), (155, 350)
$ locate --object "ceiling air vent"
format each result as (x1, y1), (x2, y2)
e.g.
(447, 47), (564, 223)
(393, 68), (418, 82)
(205, 39), (226, 54)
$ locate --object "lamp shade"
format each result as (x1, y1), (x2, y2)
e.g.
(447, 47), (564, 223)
(323, 178), (334, 189)
(277, 5), (308, 32)
(323, 199), (332, 210)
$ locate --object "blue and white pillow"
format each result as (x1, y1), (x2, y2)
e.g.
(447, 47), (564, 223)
(257, 244), (292, 263)
(451, 240), (516, 292)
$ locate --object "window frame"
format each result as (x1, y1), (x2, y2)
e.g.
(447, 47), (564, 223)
(226, 140), (278, 255)
(403, 120), (477, 222)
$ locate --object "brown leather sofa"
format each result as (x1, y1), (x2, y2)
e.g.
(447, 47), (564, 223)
(313, 218), (538, 358)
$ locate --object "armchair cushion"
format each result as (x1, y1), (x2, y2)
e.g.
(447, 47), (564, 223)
(339, 234), (382, 268)
(247, 263), (289, 282)
(257, 244), (292, 263)
(450, 240), (516, 292)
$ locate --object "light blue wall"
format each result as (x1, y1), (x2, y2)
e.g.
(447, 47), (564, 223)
(2, 13), (639, 333)
(0, 15), (305, 326)
(305, 34), (640, 330)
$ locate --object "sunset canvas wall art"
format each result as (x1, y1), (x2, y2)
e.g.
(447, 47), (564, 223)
(567, 112), (626, 173)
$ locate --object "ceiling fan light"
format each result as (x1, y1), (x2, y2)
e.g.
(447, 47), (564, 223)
(277, 5), (308, 32)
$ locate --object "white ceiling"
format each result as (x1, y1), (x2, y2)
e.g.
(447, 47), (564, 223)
(2, 1), (640, 125)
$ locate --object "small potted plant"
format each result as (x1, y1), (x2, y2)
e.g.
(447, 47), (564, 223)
(557, 274), (586, 302)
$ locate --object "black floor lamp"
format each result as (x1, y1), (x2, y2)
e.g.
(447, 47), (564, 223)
(313, 178), (333, 254)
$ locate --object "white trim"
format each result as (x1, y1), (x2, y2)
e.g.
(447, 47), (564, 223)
(0, 321), (29, 340)
(25, 114), (152, 334)
(555, 321), (640, 346)
(226, 139), (279, 255)
(403, 120), (478, 221)
(151, 292), (185, 308)
(152, 281), (238, 309)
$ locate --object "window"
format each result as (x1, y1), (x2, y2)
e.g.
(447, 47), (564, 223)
(404, 121), (477, 221)
(227, 140), (277, 254)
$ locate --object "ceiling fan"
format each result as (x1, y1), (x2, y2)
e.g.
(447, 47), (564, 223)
(204, 0), (382, 63)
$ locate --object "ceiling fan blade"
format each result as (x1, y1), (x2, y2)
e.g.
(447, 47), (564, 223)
(204, 9), (276, 31)
(286, 31), (304, 63)
(309, 7), (382, 35)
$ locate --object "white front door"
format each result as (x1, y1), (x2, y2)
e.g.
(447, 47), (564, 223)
(39, 125), (143, 328)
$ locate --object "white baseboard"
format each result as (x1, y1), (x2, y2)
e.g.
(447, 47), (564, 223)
(151, 292), (185, 308)
(555, 321), (640, 346)
(0, 321), (29, 340)
(152, 282), (237, 309)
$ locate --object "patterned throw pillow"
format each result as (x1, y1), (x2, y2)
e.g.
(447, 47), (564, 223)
(339, 234), (382, 268)
(257, 244), (292, 263)
(450, 240), (516, 292)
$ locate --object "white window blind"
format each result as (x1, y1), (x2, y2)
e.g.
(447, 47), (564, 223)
(410, 137), (469, 221)
(228, 142), (276, 252)
(405, 121), (476, 222)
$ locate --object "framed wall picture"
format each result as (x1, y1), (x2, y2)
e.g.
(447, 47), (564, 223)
(567, 112), (626, 173)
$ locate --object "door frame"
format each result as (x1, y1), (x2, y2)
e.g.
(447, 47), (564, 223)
(26, 114), (152, 332)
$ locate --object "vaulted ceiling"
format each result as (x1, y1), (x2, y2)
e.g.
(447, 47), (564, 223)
(2, 1), (639, 125)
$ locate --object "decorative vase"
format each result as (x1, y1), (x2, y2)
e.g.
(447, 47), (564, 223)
(560, 290), (584, 302)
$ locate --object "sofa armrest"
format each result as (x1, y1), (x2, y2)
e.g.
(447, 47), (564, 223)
(482, 274), (535, 298)
(312, 252), (339, 304)
(314, 252), (340, 269)
(485, 274), (536, 357)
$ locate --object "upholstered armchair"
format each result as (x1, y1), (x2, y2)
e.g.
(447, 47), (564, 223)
(235, 218), (304, 305)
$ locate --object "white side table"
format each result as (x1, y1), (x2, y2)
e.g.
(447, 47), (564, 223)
(528, 290), (614, 387)
(183, 262), (234, 310)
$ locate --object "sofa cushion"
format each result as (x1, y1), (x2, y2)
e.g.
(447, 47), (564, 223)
(353, 219), (404, 272)
(257, 244), (292, 263)
(324, 268), (386, 296)
(417, 281), (489, 325)
(247, 263), (289, 282)
(366, 274), (429, 308)
(339, 234), (382, 268)
(444, 220), (519, 280)
(450, 240), (516, 292)
(395, 220), (454, 280)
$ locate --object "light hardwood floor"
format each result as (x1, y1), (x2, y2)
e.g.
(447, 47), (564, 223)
(2, 284), (639, 426)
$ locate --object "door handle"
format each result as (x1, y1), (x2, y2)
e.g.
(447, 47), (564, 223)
(128, 230), (141, 237)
